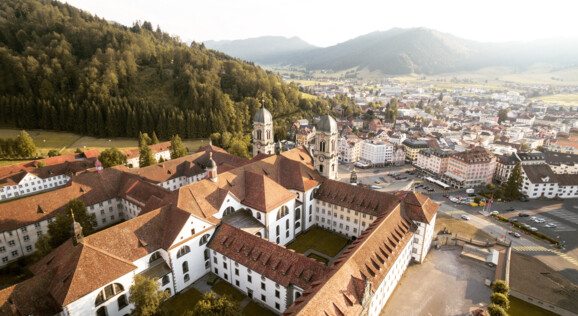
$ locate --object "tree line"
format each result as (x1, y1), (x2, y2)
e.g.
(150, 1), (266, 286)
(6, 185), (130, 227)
(0, 130), (37, 158)
(0, 0), (332, 140)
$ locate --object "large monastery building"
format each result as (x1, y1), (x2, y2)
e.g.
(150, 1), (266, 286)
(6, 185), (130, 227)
(0, 112), (439, 316)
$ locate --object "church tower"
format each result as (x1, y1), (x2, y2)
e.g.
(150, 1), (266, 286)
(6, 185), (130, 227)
(350, 168), (358, 185)
(253, 103), (274, 157)
(207, 152), (218, 183)
(313, 114), (339, 179)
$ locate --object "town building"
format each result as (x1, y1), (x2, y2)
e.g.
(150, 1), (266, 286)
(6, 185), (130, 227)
(402, 139), (429, 161)
(443, 147), (496, 188)
(338, 137), (362, 163)
(295, 125), (316, 147)
(544, 151), (578, 174)
(521, 164), (578, 199)
(416, 149), (452, 176)
(360, 140), (393, 167)
(392, 146), (406, 166)
(493, 152), (545, 184)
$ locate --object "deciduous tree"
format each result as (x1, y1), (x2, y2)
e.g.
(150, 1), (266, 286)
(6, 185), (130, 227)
(47, 199), (97, 249)
(188, 292), (241, 316)
(16, 130), (36, 157)
(98, 148), (127, 168)
(129, 275), (169, 316)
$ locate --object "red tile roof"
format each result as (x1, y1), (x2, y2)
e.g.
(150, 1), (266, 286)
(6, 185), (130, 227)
(0, 270), (61, 316)
(284, 205), (415, 315)
(123, 141), (171, 159)
(242, 171), (297, 212)
(395, 191), (439, 224)
(209, 223), (330, 289)
(28, 206), (188, 306)
(315, 179), (400, 217)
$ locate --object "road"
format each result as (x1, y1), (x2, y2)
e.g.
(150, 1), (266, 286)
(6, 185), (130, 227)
(338, 162), (578, 283)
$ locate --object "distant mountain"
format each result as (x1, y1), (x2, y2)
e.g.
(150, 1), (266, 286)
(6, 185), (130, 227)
(205, 28), (578, 75)
(204, 36), (317, 64)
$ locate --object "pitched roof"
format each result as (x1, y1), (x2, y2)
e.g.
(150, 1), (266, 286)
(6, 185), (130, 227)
(208, 223), (329, 289)
(395, 191), (440, 224)
(522, 164), (557, 184)
(28, 206), (187, 306)
(0, 168), (125, 232)
(315, 179), (400, 217)
(284, 205), (415, 315)
(0, 270), (61, 316)
(242, 171), (297, 212)
(123, 141), (171, 159)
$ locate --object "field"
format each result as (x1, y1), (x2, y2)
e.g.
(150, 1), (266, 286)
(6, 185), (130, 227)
(434, 213), (494, 241)
(530, 94), (578, 106)
(0, 128), (207, 166)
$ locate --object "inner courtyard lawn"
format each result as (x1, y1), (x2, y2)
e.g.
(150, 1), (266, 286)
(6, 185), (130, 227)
(287, 226), (349, 257)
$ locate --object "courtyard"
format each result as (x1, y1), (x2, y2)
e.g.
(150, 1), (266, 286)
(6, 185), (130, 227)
(286, 226), (350, 264)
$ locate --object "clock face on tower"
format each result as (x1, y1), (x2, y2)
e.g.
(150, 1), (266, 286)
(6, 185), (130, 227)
(257, 143), (261, 149)
(319, 155), (325, 162)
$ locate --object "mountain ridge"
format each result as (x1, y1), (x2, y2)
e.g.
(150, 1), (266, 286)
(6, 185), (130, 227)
(203, 28), (578, 75)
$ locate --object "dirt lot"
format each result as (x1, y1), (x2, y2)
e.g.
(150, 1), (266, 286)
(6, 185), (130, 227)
(435, 213), (494, 241)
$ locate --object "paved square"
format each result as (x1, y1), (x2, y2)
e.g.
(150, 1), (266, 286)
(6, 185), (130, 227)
(381, 248), (493, 316)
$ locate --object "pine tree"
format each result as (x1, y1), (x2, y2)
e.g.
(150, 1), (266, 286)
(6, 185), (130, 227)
(504, 163), (523, 200)
(151, 131), (159, 144)
(170, 134), (187, 159)
(139, 143), (157, 167)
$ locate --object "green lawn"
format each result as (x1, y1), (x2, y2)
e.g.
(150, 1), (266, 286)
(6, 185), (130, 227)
(287, 226), (348, 257)
(212, 280), (246, 303)
(508, 295), (559, 316)
(161, 286), (203, 316)
(307, 253), (329, 264)
(242, 301), (278, 316)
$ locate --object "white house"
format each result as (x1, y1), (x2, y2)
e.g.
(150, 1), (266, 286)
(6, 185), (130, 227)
(361, 140), (393, 167)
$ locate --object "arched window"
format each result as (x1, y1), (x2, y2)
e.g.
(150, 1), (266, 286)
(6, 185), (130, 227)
(95, 283), (124, 306)
(257, 130), (262, 140)
(199, 234), (210, 246)
(117, 294), (128, 310)
(295, 210), (301, 221)
(223, 206), (235, 217)
(184, 274), (190, 282)
(182, 261), (189, 273)
(162, 275), (170, 286)
(149, 252), (162, 263)
(176, 245), (190, 258)
(204, 249), (210, 261)
(276, 205), (289, 220)
(320, 141), (326, 152)
(165, 288), (171, 296)
(286, 219), (289, 228)
(96, 306), (107, 316)
(295, 222), (301, 229)
(276, 226), (280, 236)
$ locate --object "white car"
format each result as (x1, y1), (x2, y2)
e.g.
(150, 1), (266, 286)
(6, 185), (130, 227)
(490, 211), (499, 215)
(461, 214), (470, 220)
(535, 218), (546, 223)
(529, 216), (537, 221)
(529, 227), (538, 232)
(544, 223), (557, 228)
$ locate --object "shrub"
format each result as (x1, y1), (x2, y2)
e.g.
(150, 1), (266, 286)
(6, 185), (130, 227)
(492, 280), (509, 295)
(490, 292), (510, 310)
(487, 304), (507, 316)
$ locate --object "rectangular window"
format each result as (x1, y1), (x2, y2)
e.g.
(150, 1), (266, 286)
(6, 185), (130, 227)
(248, 275), (252, 283)
(11, 250), (18, 257)
(8, 241), (15, 246)
(23, 235), (29, 242)
(235, 280), (240, 287)
(275, 290), (280, 298)
(235, 269), (239, 276)
(26, 245), (32, 252)
(261, 295), (266, 302)
(261, 283), (266, 290)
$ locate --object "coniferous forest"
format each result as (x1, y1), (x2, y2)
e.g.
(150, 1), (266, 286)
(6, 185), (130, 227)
(0, 0), (331, 140)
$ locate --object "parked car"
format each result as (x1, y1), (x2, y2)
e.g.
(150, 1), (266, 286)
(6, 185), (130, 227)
(509, 218), (518, 222)
(461, 214), (470, 220)
(544, 223), (557, 228)
(427, 188), (435, 192)
(520, 196), (529, 202)
(529, 227), (538, 232)
(508, 231), (521, 238)
(443, 194), (449, 198)
(490, 211), (499, 215)
(518, 212), (529, 217)
(470, 202), (479, 207)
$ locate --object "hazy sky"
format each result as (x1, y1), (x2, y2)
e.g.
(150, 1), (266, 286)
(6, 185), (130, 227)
(63, 0), (576, 47)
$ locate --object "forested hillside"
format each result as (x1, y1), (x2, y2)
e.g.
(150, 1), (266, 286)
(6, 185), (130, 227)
(0, 0), (329, 140)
